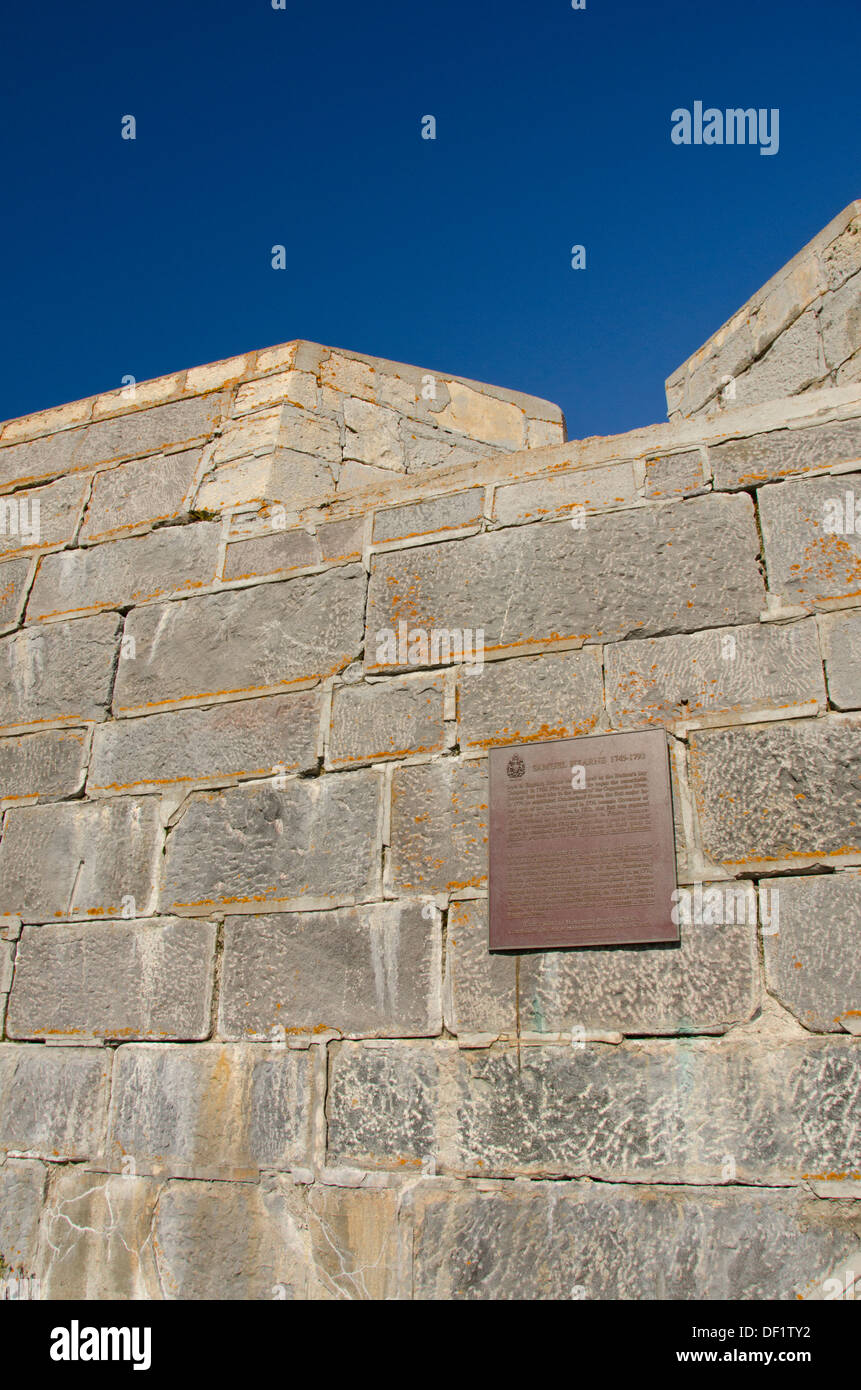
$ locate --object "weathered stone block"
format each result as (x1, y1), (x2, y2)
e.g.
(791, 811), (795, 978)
(605, 619), (824, 728)
(759, 473), (861, 607)
(763, 871), (861, 1033)
(89, 690), (320, 793)
(492, 461), (638, 526)
(366, 495), (764, 670)
(457, 648), (604, 750)
(0, 727), (88, 803)
(38, 1170), (162, 1299)
(306, 1186), (401, 1300)
(220, 900), (441, 1039)
(437, 382), (525, 450)
(0, 613), (121, 733)
(160, 771), (382, 914)
(328, 676), (446, 765)
(279, 404), (341, 462)
(0, 1158), (45, 1271)
(732, 308), (827, 408)
(0, 797), (162, 922)
(643, 449), (707, 500)
(0, 1044), (109, 1160)
(710, 417), (861, 489)
(821, 270), (861, 371)
(820, 609), (861, 709)
(445, 895), (758, 1037)
(821, 216), (861, 291)
(0, 939), (14, 995)
(224, 528), (319, 581)
(0, 474), (90, 561)
(28, 521), (221, 621)
(318, 517), (364, 562)
(343, 398), (403, 471)
(79, 447), (202, 543)
(409, 1183), (861, 1301)
(7, 918), (217, 1040)
(401, 423), (488, 473)
(689, 717), (861, 871)
(327, 1041), (440, 1170)
(114, 565), (365, 715)
(234, 370), (318, 415)
(107, 1043), (317, 1178)
(373, 489), (484, 544)
(388, 759), (487, 894)
(0, 558), (31, 633)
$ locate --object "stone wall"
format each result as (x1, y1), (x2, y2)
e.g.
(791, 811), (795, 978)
(0, 239), (860, 1299)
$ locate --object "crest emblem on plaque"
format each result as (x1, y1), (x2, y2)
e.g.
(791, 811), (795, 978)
(506, 753), (526, 779)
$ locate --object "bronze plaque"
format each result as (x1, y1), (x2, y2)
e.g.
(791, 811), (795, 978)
(489, 729), (679, 950)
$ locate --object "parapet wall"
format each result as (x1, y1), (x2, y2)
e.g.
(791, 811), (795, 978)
(0, 256), (860, 1299)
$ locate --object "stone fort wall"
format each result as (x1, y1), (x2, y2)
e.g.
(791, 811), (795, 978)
(0, 210), (859, 1300)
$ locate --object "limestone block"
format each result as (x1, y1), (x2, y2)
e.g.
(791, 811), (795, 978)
(0, 1044), (110, 1160)
(710, 417), (861, 489)
(0, 558), (32, 633)
(0, 1159), (45, 1270)
(327, 1041), (440, 1171)
(0, 474), (90, 561)
(0, 727), (88, 803)
(689, 717), (861, 871)
(79, 447), (202, 543)
(89, 690), (320, 793)
(328, 675), (446, 765)
(388, 759), (487, 894)
(211, 408), (281, 464)
(401, 423), (488, 473)
(113, 565), (366, 715)
(278, 404), (341, 463)
(820, 269), (861, 371)
(750, 256), (821, 356)
(732, 308), (827, 408)
(320, 351), (378, 402)
(0, 797), (162, 922)
(344, 398), (404, 471)
(493, 461), (639, 525)
(306, 1186), (401, 1300)
(373, 489), (484, 545)
(605, 619), (825, 728)
(107, 1043), (317, 1179)
(160, 771), (382, 914)
(318, 517), (364, 561)
(643, 449), (707, 500)
(763, 871), (861, 1033)
(0, 612), (121, 732)
(366, 495), (764, 670)
(234, 370), (318, 415)
(819, 609), (861, 709)
(437, 381), (525, 450)
(219, 900), (441, 1039)
(457, 647), (604, 750)
(758, 473), (861, 607)
(526, 417), (565, 448)
(224, 528), (319, 581)
(28, 521), (221, 621)
(445, 895), (758, 1037)
(38, 1170), (162, 1300)
(7, 918), (217, 1040)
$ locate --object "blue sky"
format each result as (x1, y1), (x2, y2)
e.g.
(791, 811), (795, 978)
(2, 0), (858, 438)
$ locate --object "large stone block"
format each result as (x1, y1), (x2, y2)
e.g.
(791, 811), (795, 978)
(643, 449), (707, 500)
(28, 521), (221, 621)
(366, 495), (764, 671)
(492, 461), (639, 526)
(0, 613), (121, 733)
(759, 473), (861, 607)
(0, 474), (90, 561)
(0, 727), (88, 803)
(89, 690), (320, 793)
(445, 895), (758, 1037)
(306, 1186), (402, 1301)
(223, 528), (318, 582)
(0, 558), (32, 633)
(219, 900), (441, 1039)
(0, 797), (162, 922)
(689, 717), (861, 871)
(409, 1183), (861, 1301)
(373, 490), (484, 545)
(763, 871), (861, 1033)
(0, 1159), (45, 1271)
(388, 759), (487, 894)
(0, 1044), (109, 1160)
(79, 447), (202, 543)
(710, 417), (861, 489)
(457, 648), (604, 750)
(821, 269), (861, 371)
(344, 398), (404, 471)
(160, 771), (382, 914)
(328, 675), (446, 766)
(107, 1043), (317, 1179)
(605, 619), (824, 728)
(7, 918), (217, 1040)
(820, 609), (861, 709)
(38, 1170), (162, 1299)
(114, 565), (366, 714)
(327, 1041), (440, 1171)
(731, 307), (827, 408)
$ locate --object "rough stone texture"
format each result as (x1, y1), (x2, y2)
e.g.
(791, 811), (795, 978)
(492, 461), (639, 525)
(689, 717), (861, 870)
(114, 565), (366, 715)
(344, 398), (404, 471)
(821, 269), (861, 371)
(0, 1045), (109, 1160)
(0, 558), (32, 633)
(328, 676), (446, 765)
(223, 528), (319, 581)
(0, 1159), (45, 1271)
(38, 1170), (162, 1299)
(388, 759), (487, 893)
(327, 1042), (439, 1171)
(820, 609), (861, 708)
(711, 418), (861, 489)
(759, 472), (861, 607)
(0, 797), (162, 922)
(605, 619), (825, 728)
(763, 871), (861, 1033)
(643, 449), (707, 500)
(445, 896), (759, 1037)
(219, 900), (441, 1039)
(79, 447), (202, 543)
(366, 495), (764, 670)
(373, 489), (484, 544)
(409, 1183), (861, 1301)
(0, 612), (120, 733)
(0, 474), (90, 561)
(160, 771), (382, 914)
(306, 1186), (401, 1300)
(89, 690), (320, 793)
(28, 521), (221, 621)
(731, 308), (827, 408)
(7, 918), (217, 1040)
(0, 727), (89, 803)
(457, 647), (603, 750)
(107, 1043), (317, 1179)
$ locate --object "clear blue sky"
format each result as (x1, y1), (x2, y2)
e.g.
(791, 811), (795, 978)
(2, 0), (858, 438)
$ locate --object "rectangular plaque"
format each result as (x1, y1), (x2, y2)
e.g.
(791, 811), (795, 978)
(489, 728), (679, 950)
